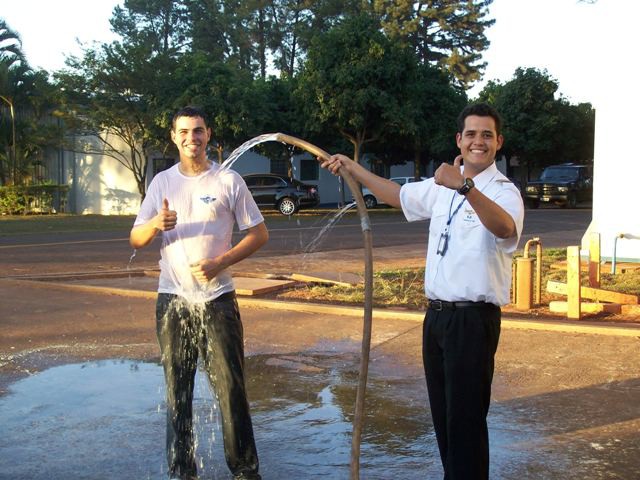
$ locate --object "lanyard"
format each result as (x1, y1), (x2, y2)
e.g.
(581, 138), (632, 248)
(447, 193), (466, 229)
(437, 193), (465, 257)
(435, 170), (499, 257)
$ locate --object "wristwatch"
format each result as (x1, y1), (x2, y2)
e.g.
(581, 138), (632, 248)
(457, 177), (475, 195)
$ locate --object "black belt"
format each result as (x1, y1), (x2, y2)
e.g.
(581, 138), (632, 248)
(428, 299), (494, 311)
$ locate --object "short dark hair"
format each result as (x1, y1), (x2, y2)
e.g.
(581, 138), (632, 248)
(171, 106), (209, 131)
(457, 103), (502, 136)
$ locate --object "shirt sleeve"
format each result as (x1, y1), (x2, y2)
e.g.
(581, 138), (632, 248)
(399, 178), (440, 221)
(224, 171), (264, 230)
(493, 183), (525, 253)
(133, 175), (163, 227)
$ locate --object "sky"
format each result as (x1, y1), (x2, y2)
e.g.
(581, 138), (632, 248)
(1, 0), (636, 105)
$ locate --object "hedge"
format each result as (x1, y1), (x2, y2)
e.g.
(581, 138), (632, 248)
(0, 184), (70, 215)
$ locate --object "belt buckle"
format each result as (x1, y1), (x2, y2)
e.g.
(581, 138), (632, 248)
(430, 300), (443, 311)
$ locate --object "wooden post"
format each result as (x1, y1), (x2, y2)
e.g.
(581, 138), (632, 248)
(515, 257), (534, 311)
(567, 246), (582, 320)
(588, 232), (601, 288)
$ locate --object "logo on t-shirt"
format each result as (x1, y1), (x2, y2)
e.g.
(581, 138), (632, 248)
(200, 195), (216, 204)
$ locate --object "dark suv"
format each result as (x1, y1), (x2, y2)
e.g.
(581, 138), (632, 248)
(524, 163), (592, 208)
(242, 173), (320, 215)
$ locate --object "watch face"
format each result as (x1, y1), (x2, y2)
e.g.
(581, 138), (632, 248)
(459, 178), (474, 194)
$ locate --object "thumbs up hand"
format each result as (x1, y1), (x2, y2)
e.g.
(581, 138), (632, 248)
(434, 155), (465, 191)
(155, 198), (177, 231)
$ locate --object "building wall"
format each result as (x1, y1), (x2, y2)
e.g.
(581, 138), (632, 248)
(66, 133), (142, 215)
(579, 3), (639, 262)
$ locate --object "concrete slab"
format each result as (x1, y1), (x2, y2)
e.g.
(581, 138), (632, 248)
(14, 273), (298, 297)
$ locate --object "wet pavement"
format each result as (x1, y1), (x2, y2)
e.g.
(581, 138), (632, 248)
(1, 248), (640, 479)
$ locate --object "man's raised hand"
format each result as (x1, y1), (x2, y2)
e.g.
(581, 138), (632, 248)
(434, 155), (465, 191)
(156, 198), (177, 231)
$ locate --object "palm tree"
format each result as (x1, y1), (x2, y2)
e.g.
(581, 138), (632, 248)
(0, 19), (28, 185)
(0, 19), (26, 69)
(0, 19), (26, 73)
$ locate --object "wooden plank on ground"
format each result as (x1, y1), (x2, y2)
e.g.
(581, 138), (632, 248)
(547, 280), (639, 305)
(549, 301), (622, 314)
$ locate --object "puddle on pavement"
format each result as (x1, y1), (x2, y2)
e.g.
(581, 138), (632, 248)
(0, 356), (611, 479)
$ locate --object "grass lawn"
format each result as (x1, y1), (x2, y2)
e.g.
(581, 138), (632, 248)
(276, 248), (640, 308)
(0, 214), (136, 235)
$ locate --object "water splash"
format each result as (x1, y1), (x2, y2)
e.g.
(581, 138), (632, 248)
(303, 202), (357, 255)
(219, 133), (281, 172)
(128, 249), (137, 269)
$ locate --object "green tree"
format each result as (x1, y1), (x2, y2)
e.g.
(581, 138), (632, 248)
(0, 19), (25, 69)
(1, 19), (63, 187)
(402, 63), (466, 176)
(296, 14), (418, 164)
(170, 52), (266, 163)
(55, 0), (188, 198)
(552, 101), (595, 165)
(477, 67), (594, 179)
(110, 0), (190, 55)
(187, 0), (361, 79)
(267, 0), (360, 78)
(56, 41), (181, 198)
(371, 0), (495, 88)
(0, 19), (25, 185)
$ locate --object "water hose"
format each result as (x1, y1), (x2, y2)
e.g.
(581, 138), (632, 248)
(274, 133), (373, 479)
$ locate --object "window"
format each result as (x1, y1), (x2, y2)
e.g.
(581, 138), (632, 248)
(244, 176), (259, 187)
(300, 159), (319, 181)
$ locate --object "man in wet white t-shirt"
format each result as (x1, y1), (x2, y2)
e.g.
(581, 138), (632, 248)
(130, 106), (268, 480)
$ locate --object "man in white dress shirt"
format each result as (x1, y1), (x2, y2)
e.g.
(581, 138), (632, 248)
(321, 103), (524, 480)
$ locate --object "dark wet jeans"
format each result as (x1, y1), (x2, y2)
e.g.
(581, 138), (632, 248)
(156, 292), (260, 480)
(423, 303), (501, 480)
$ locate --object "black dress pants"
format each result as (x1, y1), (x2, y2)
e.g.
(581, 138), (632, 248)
(423, 303), (501, 480)
(156, 292), (260, 480)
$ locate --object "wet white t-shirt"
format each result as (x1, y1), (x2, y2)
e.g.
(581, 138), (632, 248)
(134, 163), (264, 302)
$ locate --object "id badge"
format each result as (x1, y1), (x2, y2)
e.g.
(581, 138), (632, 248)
(436, 231), (449, 256)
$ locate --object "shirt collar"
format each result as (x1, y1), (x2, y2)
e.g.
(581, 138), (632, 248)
(462, 161), (498, 192)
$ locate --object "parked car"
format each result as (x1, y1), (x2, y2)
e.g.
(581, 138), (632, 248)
(356, 176), (427, 208)
(524, 163), (593, 208)
(242, 173), (320, 215)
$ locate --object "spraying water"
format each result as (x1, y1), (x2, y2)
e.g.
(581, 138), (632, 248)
(303, 202), (357, 255)
(219, 133), (281, 172)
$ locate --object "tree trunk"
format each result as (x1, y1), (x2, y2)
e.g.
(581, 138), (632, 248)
(414, 148), (421, 179)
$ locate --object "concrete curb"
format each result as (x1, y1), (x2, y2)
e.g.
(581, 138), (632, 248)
(4, 278), (639, 338)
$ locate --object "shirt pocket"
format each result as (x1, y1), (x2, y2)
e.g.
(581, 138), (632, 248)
(429, 202), (450, 240)
(460, 206), (481, 229)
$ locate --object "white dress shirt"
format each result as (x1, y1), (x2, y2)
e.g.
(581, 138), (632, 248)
(400, 162), (524, 306)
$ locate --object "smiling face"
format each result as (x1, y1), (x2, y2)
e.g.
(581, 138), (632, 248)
(456, 115), (504, 177)
(171, 115), (211, 164)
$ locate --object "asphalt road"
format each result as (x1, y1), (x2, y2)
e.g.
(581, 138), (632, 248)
(0, 207), (592, 277)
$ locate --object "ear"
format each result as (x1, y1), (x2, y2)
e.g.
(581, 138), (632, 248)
(496, 134), (504, 151)
(455, 132), (462, 149)
(170, 129), (177, 144)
